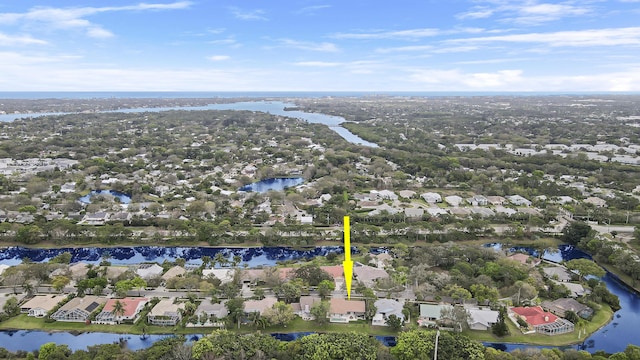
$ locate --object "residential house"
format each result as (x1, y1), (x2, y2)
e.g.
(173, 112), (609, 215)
(426, 208), (449, 217)
(147, 298), (184, 326)
(244, 296), (278, 315)
(486, 196), (507, 206)
(195, 300), (228, 321)
(584, 197), (607, 207)
(418, 304), (453, 327)
(543, 267), (573, 282)
(444, 195), (463, 207)
(507, 253), (541, 268)
(507, 195), (532, 207)
(328, 298), (365, 323)
(509, 306), (574, 335)
(399, 190), (417, 199)
(50, 295), (106, 322)
(369, 253), (393, 269)
(202, 269), (235, 284)
(554, 281), (590, 298)
(68, 263), (90, 281)
(404, 207), (424, 219)
(161, 266), (186, 282)
(82, 212), (110, 225)
(373, 190), (398, 201)
(94, 297), (149, 325)
(136, 263), (163, 279)
(0, 264), (10, 276)
(21, 295), (64, 317)
(103, 266), (130, 281)
(468, 195), (489, 206)
(541, 298), (593, 319)
(353, 262), (389, 288)
(421, 192), (442, 204)
(293, 296), (322, 320)
(466, 307), (499, 331)
(372, 299), (404, 326)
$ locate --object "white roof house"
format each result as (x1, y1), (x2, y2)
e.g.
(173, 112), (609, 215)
(147, 298), (184, 326)
(467, 307), (499, 331)
(136, 263), (164, 279)
(372, 299), (405, 326)
(421, 192), (442, 203)
(507, 195), (532, 207)
(202, 269), (235, 284)
(444, 195), (463, 207)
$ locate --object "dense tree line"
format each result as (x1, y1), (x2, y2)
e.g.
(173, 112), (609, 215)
(5, 332), (640, 360)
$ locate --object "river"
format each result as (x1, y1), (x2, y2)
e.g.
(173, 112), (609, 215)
(0, 244), (637, 353)
(0, 101), (379, 147)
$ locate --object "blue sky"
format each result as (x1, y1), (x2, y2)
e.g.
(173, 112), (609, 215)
(1, 1), (640, 92)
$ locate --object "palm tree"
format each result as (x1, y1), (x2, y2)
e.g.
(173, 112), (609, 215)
(214, 252), (227, 268)
(112, 300), (126, 323)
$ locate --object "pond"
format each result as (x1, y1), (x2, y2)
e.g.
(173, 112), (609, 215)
(78, 190), (132, 204)
(238, 177), (304, 193)
(0, 331), (172, 352)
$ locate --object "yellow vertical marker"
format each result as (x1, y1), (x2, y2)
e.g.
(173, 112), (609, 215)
(343, 215), (354, 300)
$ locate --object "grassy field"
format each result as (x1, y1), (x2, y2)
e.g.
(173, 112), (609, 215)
(463, 304), (613, 346)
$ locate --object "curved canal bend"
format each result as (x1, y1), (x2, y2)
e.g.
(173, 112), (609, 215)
(0, 245), (638, 353)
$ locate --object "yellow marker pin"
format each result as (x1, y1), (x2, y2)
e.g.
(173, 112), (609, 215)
(343, 215), (353, 299)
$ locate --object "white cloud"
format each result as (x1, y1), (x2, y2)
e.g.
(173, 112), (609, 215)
(0, 32), (47, 46)
(451, 27), (640, 47)
(375, 45), (433, 54)
(207, 55), (230, 61)
(294, 61), (341, 67)
(0, 2), (192, 38)
(456, 1), (592, 25)
(276, 39), (339, 52)
(229, 7), (267, 21)
(332, 28), (440, 40)
(294, 5), (331, 15)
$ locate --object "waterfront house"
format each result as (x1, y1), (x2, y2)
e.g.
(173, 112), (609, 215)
(372, 299), (405, 326)
(293, 296), (322, 321)
(418, 304), (453, 327)
(195, 300), (228, 320)
(543, 267), (573, 282)
(95, 297), (149, 325)
(353, 262), (389, 288)
(51, 295), (106, 322)
(328, 298), (365, 323)
(509, 306), (574, 335)
(244, 296), (278, 315)
(161, 266), (186, 282)
(136, 263), (163, 279)
(147, 298), (183, 326)
(466, 307), (499, 331)
(21, 295), (64, 317)
(541, 298), (593, 319)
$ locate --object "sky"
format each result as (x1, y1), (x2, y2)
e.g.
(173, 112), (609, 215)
(1, 0), (640, 92)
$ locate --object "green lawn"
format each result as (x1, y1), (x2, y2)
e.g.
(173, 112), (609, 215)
(464, 305), (613, 346)
(0, 315), (398, 337)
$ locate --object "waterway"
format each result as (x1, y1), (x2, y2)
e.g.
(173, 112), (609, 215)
(0, 101), (379, 147)
(0, 244), (636, 353)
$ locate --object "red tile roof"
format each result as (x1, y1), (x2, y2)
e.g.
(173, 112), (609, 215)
(320, 265), (344, 279)
(511, 306), (557, 326)
(103, 298), (148, 318)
